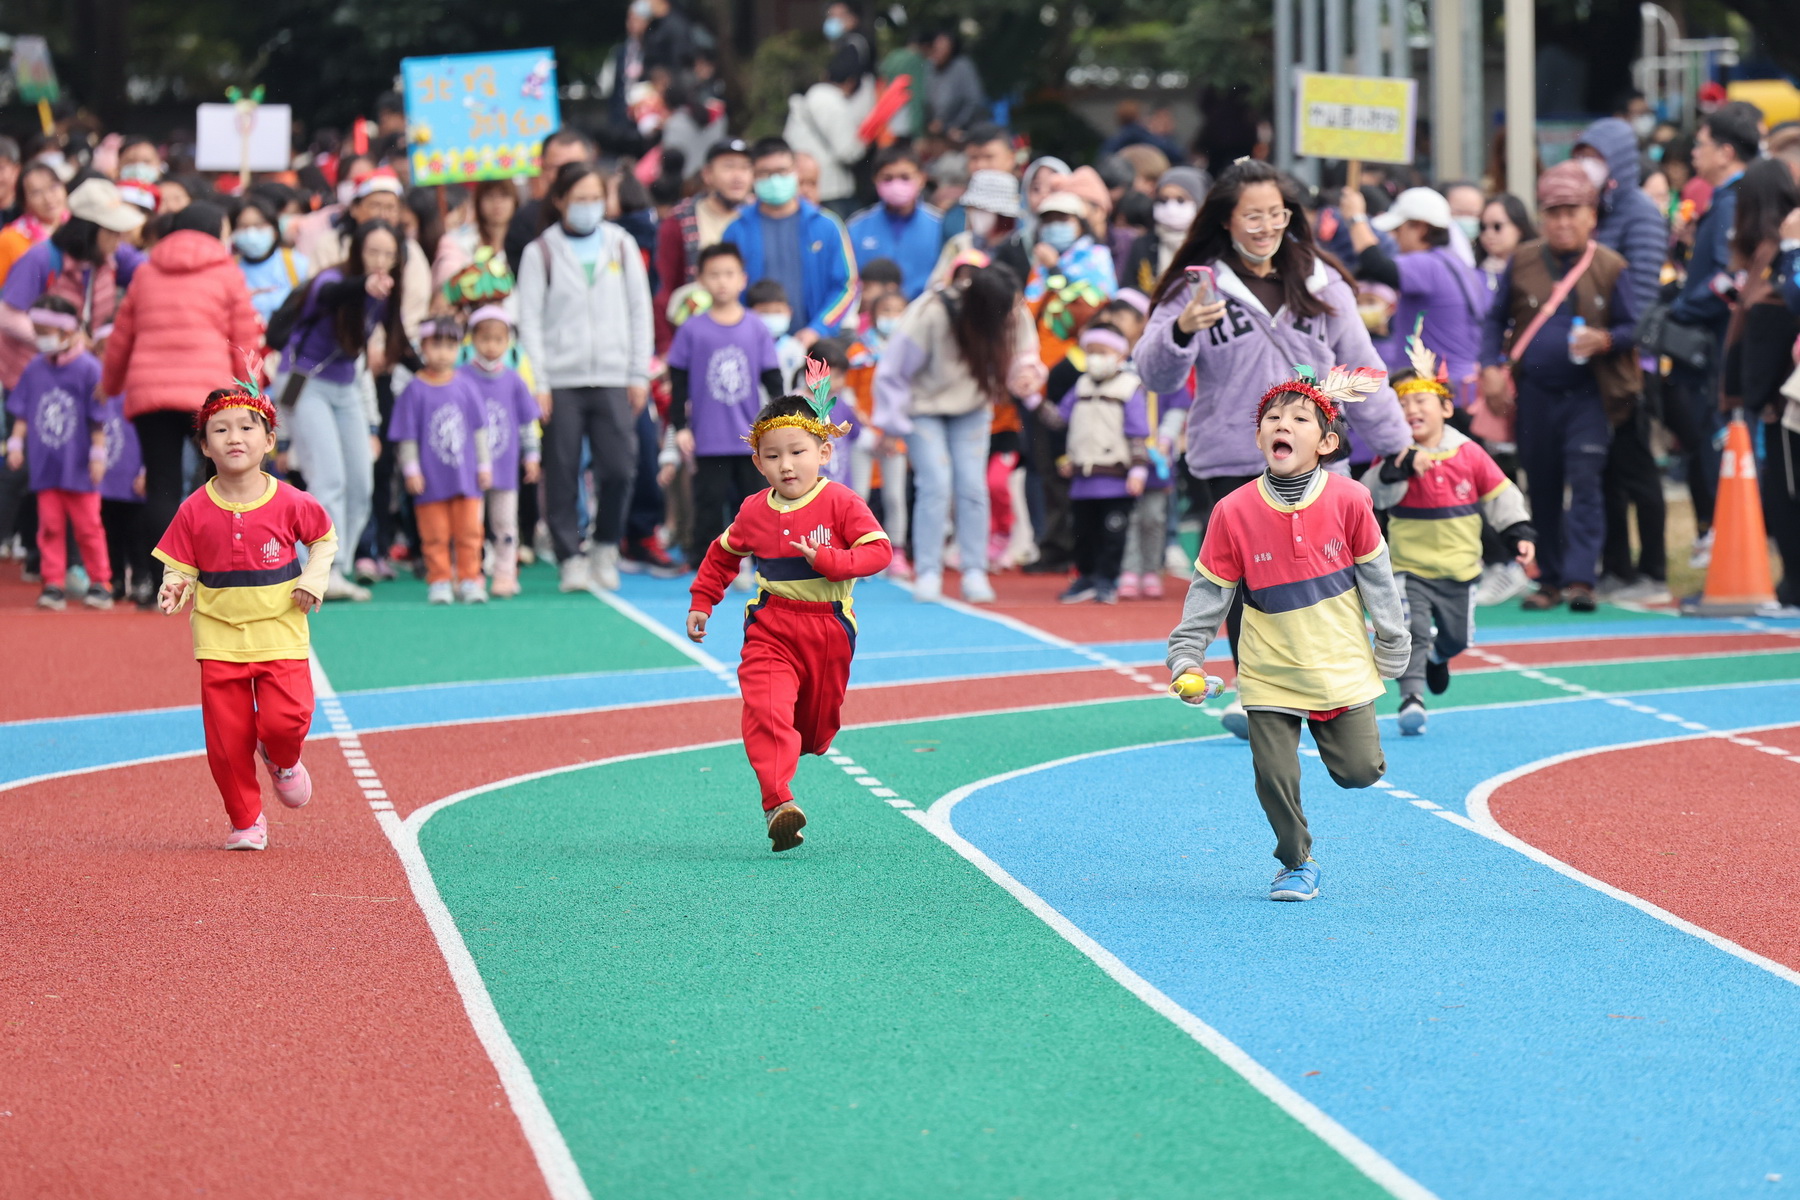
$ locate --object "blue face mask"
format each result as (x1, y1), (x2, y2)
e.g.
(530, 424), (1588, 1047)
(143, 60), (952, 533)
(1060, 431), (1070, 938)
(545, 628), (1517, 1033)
(759, 311), (791, 337)
(564, 201), (605, 236)
(874, 315), (898, 336)
(233, 226), (277, 260)
(823, 16), (846, 39)
(1040, 221), (1078, 252)
(754, 173), (799, 208)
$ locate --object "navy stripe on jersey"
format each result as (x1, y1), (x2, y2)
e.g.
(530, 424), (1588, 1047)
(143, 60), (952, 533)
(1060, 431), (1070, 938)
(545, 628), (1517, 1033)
(198, 561), (303, 589)
(754, 555), (824, 582)
(1392, 503), (1480, 520)
(1244, 564), (1357, 614)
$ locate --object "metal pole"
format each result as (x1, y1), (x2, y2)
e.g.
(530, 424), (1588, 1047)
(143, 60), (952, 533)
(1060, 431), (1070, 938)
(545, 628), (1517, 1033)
(1355, 0), (1383, 76)
(1462, 0), (1483, 183)
(1432, 0), (1465, 179)
(1326, 0), (1347, 73)
(1275, 0), (1296, 170)
(1505, 0), (1535, 208)
(1385, 0), (1405, 77)
(1300, 0), (1321, 185)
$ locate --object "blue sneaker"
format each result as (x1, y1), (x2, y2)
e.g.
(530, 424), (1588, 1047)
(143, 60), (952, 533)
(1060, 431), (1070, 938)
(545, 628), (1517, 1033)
(1398, 695), (1427, 736)
(1270, 859), (1320, 901)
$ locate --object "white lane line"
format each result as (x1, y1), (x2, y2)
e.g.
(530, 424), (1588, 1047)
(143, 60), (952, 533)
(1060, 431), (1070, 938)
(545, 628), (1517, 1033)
(588, 587), (738, 690)
(912, 739), (1438, 1200)
(308, 655), (595, 1200)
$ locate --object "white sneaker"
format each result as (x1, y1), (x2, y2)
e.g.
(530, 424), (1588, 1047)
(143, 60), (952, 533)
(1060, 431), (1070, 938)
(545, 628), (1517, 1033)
(558, 557), (592, 593)
(458, 579), (489, 604)
(731, 559), (755, 592)
(1474, 561), (1530, 607)
(324, 572), (372, 602)
(1609, 576), (1672, 605)
(426, 580), (454, 605)
(1219, 699), (1250, 740)
(960, 569), (996, 604)
(589, 542), (622, 592)
(1164, 543), (1191, 576)
(1688, 529), (1714, 570)
(913, 570), (943, 603)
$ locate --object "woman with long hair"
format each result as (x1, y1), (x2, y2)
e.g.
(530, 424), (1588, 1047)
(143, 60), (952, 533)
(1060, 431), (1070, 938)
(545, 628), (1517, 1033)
(1725, 159), (1800, 604)
(514, 160), (654, 593)
(1136, 158), (1408, 736)
(872, 263), (1042, 603)
(1476, 194), (1536, 294)
(433, 178), (520, 305)
(280, 218), (417, 601)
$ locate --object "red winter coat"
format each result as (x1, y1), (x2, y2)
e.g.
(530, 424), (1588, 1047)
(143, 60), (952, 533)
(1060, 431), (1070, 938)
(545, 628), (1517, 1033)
(102, 231), (260, 419)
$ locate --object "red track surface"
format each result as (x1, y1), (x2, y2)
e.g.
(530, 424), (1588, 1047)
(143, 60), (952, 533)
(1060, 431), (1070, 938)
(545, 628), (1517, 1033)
(0, 665), (1158, 1196)
(1488, 725), (1800, 972)
(956, 569), (1189, 642)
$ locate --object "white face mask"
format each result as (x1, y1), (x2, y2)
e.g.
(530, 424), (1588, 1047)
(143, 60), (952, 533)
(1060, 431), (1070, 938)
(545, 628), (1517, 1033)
(1631, 113), (1657, 139)
(1232, 235), (1281, 266)
(1085, 352), (1121, 381)
(1153, 199), (1196, 232)
(759, 312), (791, 337)
(1575, 156), (1610, 192)
(967, 210), (998, 239)
(472, 352), (507, 371)
(34, 333), (68, 354)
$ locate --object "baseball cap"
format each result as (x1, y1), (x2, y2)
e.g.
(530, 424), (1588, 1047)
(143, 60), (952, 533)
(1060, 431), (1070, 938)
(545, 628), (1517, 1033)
(961, 169), (1021, 218)
(67, 178), (148, 233)
(1371, 186), (1453, 233)
(705, 138), (751, 164)
(1035, 190), (1087, 218)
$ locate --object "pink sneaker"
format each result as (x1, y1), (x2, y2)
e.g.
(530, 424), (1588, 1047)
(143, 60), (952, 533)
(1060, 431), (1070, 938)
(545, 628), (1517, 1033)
(887, 550), (914, 581)
(1116, 572), (1140, 599)
(987, 534), (1011, 570)
(1141, 573), (1164, 599)
(223, 814), (267, 851)
(490, 572), (520, 598)
(260, 744), (313, 809)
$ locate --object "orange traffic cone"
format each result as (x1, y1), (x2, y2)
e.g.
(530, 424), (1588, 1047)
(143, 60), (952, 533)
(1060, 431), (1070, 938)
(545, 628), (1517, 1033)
(1683, 418), (1777, 616)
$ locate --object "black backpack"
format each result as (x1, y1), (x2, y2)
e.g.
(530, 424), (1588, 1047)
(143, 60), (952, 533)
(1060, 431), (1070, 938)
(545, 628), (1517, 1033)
(264, 276), (317, 356)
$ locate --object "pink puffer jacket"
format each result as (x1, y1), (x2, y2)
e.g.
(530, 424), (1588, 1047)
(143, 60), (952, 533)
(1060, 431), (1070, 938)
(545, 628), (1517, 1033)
(102, 231), (260, 418)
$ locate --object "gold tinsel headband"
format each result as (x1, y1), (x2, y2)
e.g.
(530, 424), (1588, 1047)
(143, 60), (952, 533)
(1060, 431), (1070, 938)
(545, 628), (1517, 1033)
(744, 356), (853, 447)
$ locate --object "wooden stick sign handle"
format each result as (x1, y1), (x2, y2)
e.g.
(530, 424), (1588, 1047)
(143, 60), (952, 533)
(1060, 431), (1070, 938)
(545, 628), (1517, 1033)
(1346, 160), (1362, 193)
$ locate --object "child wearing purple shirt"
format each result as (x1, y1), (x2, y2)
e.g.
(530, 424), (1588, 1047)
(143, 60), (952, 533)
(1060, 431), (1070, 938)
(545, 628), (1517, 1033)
(459, 306), (542, 598)
(91, 324), (149, 604)
(667, 244), (787, 565)
(393, 317), (492, 605)
(4, 299), (112, 610)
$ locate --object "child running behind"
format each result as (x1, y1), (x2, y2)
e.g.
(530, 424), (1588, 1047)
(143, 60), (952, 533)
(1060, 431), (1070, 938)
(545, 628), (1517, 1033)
(393, 315), (492, 604)
(1362, 334), (1536, 736)
(5, 296), (111, 611)
(687, 360), (892, 852)
(1167, 365), (1410, 902)
(155, 382), (336, 851)
(460, 306), (541, 598)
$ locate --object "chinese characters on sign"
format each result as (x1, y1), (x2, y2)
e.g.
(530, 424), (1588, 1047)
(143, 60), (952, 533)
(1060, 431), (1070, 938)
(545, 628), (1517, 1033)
(1293, 72), (1417, 165)
(401, 49), (560, 186)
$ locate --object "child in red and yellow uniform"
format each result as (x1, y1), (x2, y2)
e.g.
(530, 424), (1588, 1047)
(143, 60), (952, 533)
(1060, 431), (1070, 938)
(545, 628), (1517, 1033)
(156, 384), (337, 851)
(1166, 366), (1410, 902)
(687, 364), (891, 852)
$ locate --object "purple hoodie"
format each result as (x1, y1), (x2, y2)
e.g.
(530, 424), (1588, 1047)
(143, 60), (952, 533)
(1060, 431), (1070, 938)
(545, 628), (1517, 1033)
(1137, 257), (1410, 479)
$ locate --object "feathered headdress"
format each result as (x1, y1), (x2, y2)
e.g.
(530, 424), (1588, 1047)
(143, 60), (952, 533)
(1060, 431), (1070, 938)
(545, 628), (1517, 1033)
(193, 348), (278, 432)
(744, 356), (854, 447)
(1257, 363), (1386, 424)
(1395, 316), (1452, 398)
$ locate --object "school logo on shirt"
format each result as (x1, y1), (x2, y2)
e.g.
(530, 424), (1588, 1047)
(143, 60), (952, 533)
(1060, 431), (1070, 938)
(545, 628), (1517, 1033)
(482, 397), (512, 459)
(103, 415), (125, 470)
(35, 388), (77, 449)
(804, 524), (833, 547)
(706, 344), (753, 406)
(428, 404), (468, 469)
(1453, 478), (1474, 500)
(260, 537), (283, 566)
(1320, 537), (1347, 561)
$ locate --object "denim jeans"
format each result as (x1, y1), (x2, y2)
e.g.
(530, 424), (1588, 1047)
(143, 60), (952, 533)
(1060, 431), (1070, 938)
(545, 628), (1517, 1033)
(906, 408), (990, 577)
(285, 375), (373, 568)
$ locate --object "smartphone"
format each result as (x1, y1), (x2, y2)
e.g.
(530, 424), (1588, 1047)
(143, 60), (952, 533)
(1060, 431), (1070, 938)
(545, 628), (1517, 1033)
(1185, 264), (1217, 306)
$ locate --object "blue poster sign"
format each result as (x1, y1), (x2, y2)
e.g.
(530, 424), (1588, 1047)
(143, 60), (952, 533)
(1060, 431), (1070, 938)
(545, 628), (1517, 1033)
(400, 48), (560, 185)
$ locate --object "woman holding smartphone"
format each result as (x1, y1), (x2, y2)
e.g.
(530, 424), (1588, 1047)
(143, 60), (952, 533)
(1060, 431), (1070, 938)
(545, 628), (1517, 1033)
(1136, 158), (1408, 738)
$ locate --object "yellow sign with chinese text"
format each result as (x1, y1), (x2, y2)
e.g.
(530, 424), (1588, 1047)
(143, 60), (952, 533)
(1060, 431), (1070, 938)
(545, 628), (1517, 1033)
(1294, 72), (1417, 164)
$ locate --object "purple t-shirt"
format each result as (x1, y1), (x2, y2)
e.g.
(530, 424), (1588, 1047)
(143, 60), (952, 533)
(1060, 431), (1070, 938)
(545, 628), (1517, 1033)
(667, 310), (780, 456)
(6, 351), (104, 494)
(285, 268), (385, 386)
(818, 396), (861, 487)
(457, 362), (539, 485)
(390, 373), (487, 503)
(95, 392), (143, 503)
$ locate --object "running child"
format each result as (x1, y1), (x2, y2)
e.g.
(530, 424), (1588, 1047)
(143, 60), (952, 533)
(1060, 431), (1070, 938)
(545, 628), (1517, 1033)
(459, 306), (540, 598)
(5, 296), (112, 611)
(155, 381), (336, 851)
(392, 315), (492, 604)
(1166, 365), (1410, 902)
(686, 359), (892, 852)
(1362, 334), (1535, 736)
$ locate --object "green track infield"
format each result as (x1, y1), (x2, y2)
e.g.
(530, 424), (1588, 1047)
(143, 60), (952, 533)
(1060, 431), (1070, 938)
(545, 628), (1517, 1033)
(417, 699), (1393, 1198)
(308, 564), (693, 691)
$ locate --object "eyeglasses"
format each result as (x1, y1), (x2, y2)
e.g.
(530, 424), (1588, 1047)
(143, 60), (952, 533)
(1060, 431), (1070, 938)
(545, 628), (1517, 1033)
(1238, 209), (1292, 234)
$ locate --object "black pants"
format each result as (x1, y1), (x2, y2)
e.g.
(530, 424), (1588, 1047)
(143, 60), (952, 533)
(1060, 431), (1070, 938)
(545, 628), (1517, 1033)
(1026, 408), (1074, 568)
(134, 409), (195, 568)
(1765, 421), (1800, 608)
(626, 406), (664, 543)
(1601, 408), (1667, 583)
(359, 373), (412, 561)
(542, 386), (637, 559)
(1662, 371), (1721, 533)
(0, 455), (34, 569)
(1195, 473), (1259, 660)
(1071, 494), (1133, 584)
(688, 454), (764, 565)
(101, 498), (150, 594)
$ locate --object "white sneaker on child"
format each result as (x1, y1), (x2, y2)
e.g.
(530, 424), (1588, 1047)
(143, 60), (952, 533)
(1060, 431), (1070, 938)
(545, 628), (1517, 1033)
(1219, 699), (1250, 740)
(960, 570), (996, 604)
(427, 580), (454, 605)
(912, 570), (943, 603)
(458, 579), (489, 604)
(589, 542), (622, 592)
(731, 559), (755, 592)
(559, 557), (592, 592)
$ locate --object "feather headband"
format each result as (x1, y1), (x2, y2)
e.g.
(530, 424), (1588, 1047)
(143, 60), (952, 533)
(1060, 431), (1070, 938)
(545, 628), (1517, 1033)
(193, 348), (278, 431)
(744, 356), (852, 447)
(1257, 363), (1385, 424)
(1394, 316), (1452, 398)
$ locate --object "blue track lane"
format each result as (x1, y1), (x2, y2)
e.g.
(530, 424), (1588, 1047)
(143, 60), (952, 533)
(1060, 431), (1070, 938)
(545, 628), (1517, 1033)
(947, 680), (1800, 1200)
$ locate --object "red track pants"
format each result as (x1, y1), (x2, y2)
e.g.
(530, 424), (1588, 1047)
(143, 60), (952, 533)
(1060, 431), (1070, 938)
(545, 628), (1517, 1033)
(738, 594), (855, 811)
(200, 657), (314, 830)
(37, 488), (110, 590)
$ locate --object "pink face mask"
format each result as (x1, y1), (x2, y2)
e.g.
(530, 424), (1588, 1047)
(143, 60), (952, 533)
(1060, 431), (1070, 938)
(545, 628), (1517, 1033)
(877, 176), (923, 209)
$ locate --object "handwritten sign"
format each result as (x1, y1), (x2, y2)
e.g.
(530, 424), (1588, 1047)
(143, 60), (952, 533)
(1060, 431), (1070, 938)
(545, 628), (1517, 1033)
(1293, 71), (1417, 165)
(401, 49), (560, 186)
(194, 103), (293, 173)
